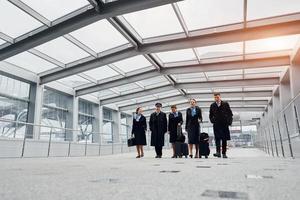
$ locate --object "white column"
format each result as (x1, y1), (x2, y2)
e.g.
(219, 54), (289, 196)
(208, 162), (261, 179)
(32, 84), (44, 140)
(71, 96), (79, 142)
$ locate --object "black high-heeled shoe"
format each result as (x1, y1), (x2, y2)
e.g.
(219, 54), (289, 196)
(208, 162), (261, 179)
(136, 155), (141, 158)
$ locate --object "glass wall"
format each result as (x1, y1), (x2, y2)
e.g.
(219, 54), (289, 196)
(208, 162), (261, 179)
(78, 99), (96, 143)
(102, 107), (113, 144)
(41, 88), (72, 141)
(120, 113), (131, 143)
(0, 74), (30, 138)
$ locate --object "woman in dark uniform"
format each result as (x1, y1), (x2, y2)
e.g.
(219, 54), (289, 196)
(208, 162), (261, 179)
(168, 105), (183, 158)
(186, 99), (202, 158)
(131, 107), (147, 158)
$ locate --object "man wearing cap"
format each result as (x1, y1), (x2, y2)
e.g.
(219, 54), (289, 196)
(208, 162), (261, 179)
(149, 103), (168, 158)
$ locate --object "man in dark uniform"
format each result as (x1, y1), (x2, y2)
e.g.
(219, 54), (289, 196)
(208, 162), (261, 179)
(149, 103), (167, 158)
(209, 93), (233, 158)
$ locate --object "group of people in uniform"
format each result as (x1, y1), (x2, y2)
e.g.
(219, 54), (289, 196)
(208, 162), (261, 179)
(131, 93), (233, 159)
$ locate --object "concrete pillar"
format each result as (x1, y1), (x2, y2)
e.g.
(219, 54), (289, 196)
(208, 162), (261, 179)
(112, 110), (121, 143)
(99, 105), (104, 144)
(272, 90), (280, 117)
(67, 96), (76, 141)
(289, 63), (300, 98)
(92, 103), (100, 143)
(279, 69), (292, 109)
(28, 82), (44, 139)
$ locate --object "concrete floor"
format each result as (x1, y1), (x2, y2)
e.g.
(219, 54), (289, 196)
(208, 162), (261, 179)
(0, 148), (299, 200)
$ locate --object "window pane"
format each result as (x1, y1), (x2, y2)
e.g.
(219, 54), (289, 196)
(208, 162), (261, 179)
(248, 0), (300, 20)
(171, 73), (207, 83)
(21, 0), (89, 21)
(0, 0), (42, 38)
(196, 42), (243, 59)
(103, 108), (112, 120)
(0, 39), (5, 45)
(78, 98), (97, 143)
(70, 20), (129, 53)
(5, 52), (58, 74)
(0, 74), (30, 100)
(246, 35), (300, 54)
(112, 56), (153, 73)
(0, 97), (28, 138)
(57, 75), (91, 88)
(178, 0), (243, 30)
(41, 89), (72, 141)
(123, 5), (183, 38)
(84, 65), (119, 80)
(35, 37), (90, 64)
(155, 48), (196, 63)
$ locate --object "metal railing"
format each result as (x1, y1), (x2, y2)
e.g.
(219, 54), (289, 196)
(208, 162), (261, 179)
(0, 118), (171, 158)
(255, 92), (300, 158)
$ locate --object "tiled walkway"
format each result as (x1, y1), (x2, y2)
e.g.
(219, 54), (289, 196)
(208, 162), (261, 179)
(0, 148), (299, 200)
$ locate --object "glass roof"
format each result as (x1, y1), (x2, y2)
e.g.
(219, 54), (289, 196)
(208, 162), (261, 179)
(112, 55), (153, 73)
(248, 0), (300, 20)
(0, 0), (42, 38)
(155, 48), (197, 64)
(123, 5), (184, 39)
(246, 35), (300, 54)
(196, 42), (243, 60)
(35, 37), (90, 64)
(84, 65), (119, 81)
(1, 0), (299, 114)
(0, 39), (5, 46)
(69, 20), (129, 53)
(5, 51), (58, 74)
(21, 0), (89, 21)
(178, 0), (243, 31)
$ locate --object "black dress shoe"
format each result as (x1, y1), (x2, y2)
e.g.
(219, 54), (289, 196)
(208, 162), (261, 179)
(213, 153), (221, 158)
(171, 155), (176, 158)
(189, 155), (193, 158)
(222, 154), (228, 158)
(205, 155), (208, 159)
(155, 155), (159, 158)
(136, 155), (141, 158)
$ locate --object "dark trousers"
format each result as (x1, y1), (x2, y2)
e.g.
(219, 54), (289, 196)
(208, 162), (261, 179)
(155, 146), (163, 156)
(215, 138), (227, 154)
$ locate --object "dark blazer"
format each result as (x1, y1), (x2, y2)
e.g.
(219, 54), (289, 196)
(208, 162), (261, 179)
(149, 112), (167, 147)
(131, 115), (147, 145)
(209, 101), (233, 140)
(186, 106), (202, 131)
(168, 112), (183, 143)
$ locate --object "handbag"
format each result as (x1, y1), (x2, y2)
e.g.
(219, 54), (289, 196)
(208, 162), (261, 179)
(127, 136), (136, 147)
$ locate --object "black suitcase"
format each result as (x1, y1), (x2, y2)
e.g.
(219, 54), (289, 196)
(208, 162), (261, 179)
(174, 125), (188, 158)
(175, 142), (188, 158)
(199, 132), (210, 158)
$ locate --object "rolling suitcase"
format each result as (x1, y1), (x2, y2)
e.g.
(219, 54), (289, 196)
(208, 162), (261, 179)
(174, 125), (188, 158)
(199, 132), (210, 158)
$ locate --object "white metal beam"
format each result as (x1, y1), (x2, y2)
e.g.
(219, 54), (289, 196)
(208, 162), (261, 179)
(39, 19), (300, 84)
(76, 56), (288, 96)
(100, 77), (279, 105)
